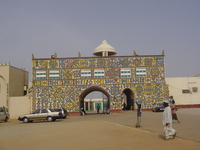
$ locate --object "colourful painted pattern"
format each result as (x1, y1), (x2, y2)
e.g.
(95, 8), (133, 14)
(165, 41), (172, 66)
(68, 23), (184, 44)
(32, 56), (169, 112)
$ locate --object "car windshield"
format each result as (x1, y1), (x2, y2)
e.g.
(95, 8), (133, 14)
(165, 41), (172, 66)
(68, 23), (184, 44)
(33, 109), (40, 114)
(157, 103), (163, 106)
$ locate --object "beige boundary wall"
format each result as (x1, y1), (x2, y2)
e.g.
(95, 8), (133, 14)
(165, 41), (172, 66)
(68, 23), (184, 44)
(9, 96), (32, 119)
(166, 77), (200, 105)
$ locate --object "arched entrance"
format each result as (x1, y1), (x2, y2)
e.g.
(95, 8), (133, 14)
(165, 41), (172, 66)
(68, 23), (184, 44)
(121, 88), (134, 110)
(79, 86), (110, 114)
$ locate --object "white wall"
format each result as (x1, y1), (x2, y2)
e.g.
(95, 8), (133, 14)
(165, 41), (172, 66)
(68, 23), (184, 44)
(166, 77), (200, 105)
(9, 96), (32, 119)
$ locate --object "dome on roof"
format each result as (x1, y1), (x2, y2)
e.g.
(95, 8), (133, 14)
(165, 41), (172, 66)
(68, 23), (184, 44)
(93, 40), (117, 56)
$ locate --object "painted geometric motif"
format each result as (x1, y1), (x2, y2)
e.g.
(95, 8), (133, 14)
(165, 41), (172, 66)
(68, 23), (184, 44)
(35, 86), (51, 108)
(34, 60), (49, 69)
(49, 60), (59, 68)
(65, 60), (74, 68)
(59, 60), (66, 68)
(144, 58), (153, 66)
(111, 86), (120, 96)
(111, 96), (121, 109)
(133, 58), (142, 66)
(106, 68), (119, 78)
(97, 59), (106, 67)
(144, 84), (154, 95)
(136, 85), (143, 94)
(119, 58), (130, 67)
(106, 58), (117, 67)
(154, 83), (163, 96)
(72, 70), (81, 78)
(84, 79), (94, 85)
(94, 79), (104, 85)
(131, 78), (145, 83)
(89, 59), (96, 68)
(61, 70), (72, 79)
(150, 67), (160, 77)
(156, 57), (164, 66)
(49, 87), (66, 108)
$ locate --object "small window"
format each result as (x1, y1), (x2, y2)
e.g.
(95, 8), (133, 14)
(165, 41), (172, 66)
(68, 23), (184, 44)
(192, 87), (198, 92)
(182, 89), (190, 94)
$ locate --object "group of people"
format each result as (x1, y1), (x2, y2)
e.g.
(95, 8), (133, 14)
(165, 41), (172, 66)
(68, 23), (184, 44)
(135, 95), (180, 140)
(81, 95), (180, 140)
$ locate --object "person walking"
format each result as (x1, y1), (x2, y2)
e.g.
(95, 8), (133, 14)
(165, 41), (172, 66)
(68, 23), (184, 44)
(135, 99), (142, 128)
(163, 100), (177, 140)
(171, 100), (180, 123)
(106, 105), (110, 114)
(80, 107), (86, 116)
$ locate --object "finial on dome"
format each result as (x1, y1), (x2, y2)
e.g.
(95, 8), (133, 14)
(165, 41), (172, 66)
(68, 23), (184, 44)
(102, 40), (107, 44)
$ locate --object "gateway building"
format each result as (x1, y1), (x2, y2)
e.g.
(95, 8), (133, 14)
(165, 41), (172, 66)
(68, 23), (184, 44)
(32, 40), (168, 113)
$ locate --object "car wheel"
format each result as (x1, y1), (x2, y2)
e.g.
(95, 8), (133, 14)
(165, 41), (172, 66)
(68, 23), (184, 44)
(47, 116), (53, 122)
(23, 117), (29, 123)
(4, 117), (8, 122)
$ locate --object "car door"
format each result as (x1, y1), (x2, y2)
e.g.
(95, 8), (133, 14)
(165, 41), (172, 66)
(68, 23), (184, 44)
(38, 109), (49, 120)
(29, 109), (41, 121)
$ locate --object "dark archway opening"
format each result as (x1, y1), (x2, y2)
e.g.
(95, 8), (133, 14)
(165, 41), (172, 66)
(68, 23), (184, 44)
(79, 86), (110, 115)
(122, 88), (134, 110)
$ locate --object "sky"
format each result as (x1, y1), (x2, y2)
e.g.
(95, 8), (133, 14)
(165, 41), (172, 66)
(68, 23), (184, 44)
(0, 0), (200, 82)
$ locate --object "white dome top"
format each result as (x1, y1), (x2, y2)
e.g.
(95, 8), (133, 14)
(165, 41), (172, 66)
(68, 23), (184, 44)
(93, 40), (117, 56)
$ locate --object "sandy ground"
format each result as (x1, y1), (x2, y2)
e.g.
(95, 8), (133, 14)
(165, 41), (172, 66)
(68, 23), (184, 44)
(0, 108), (200, 150)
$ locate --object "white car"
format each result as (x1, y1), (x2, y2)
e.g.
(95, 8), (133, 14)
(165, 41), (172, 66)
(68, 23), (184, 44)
(0, 106), (10, 122)
(18, 108), (62, 123)
(152, 102), (165, 112)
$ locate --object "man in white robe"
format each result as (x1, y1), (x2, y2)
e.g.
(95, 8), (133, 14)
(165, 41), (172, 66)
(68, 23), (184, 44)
(163, 100), (177, 140)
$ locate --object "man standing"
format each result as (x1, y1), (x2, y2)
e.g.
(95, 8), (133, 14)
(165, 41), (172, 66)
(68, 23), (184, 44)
(135, 99), (142, 128)
(169, 95), (174, 106)
(97, 104), (100, 114)
(163, 100), (177, 140)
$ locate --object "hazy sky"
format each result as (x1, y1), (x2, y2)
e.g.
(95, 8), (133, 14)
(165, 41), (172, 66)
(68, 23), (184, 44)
(1, 0), (200, 81)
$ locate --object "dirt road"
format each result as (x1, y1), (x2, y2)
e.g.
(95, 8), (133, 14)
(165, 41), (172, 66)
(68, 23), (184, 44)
(0, 108), (199, 150)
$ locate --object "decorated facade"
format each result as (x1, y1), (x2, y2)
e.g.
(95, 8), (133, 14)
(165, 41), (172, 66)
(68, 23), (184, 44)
(32, 40), (169, 112)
